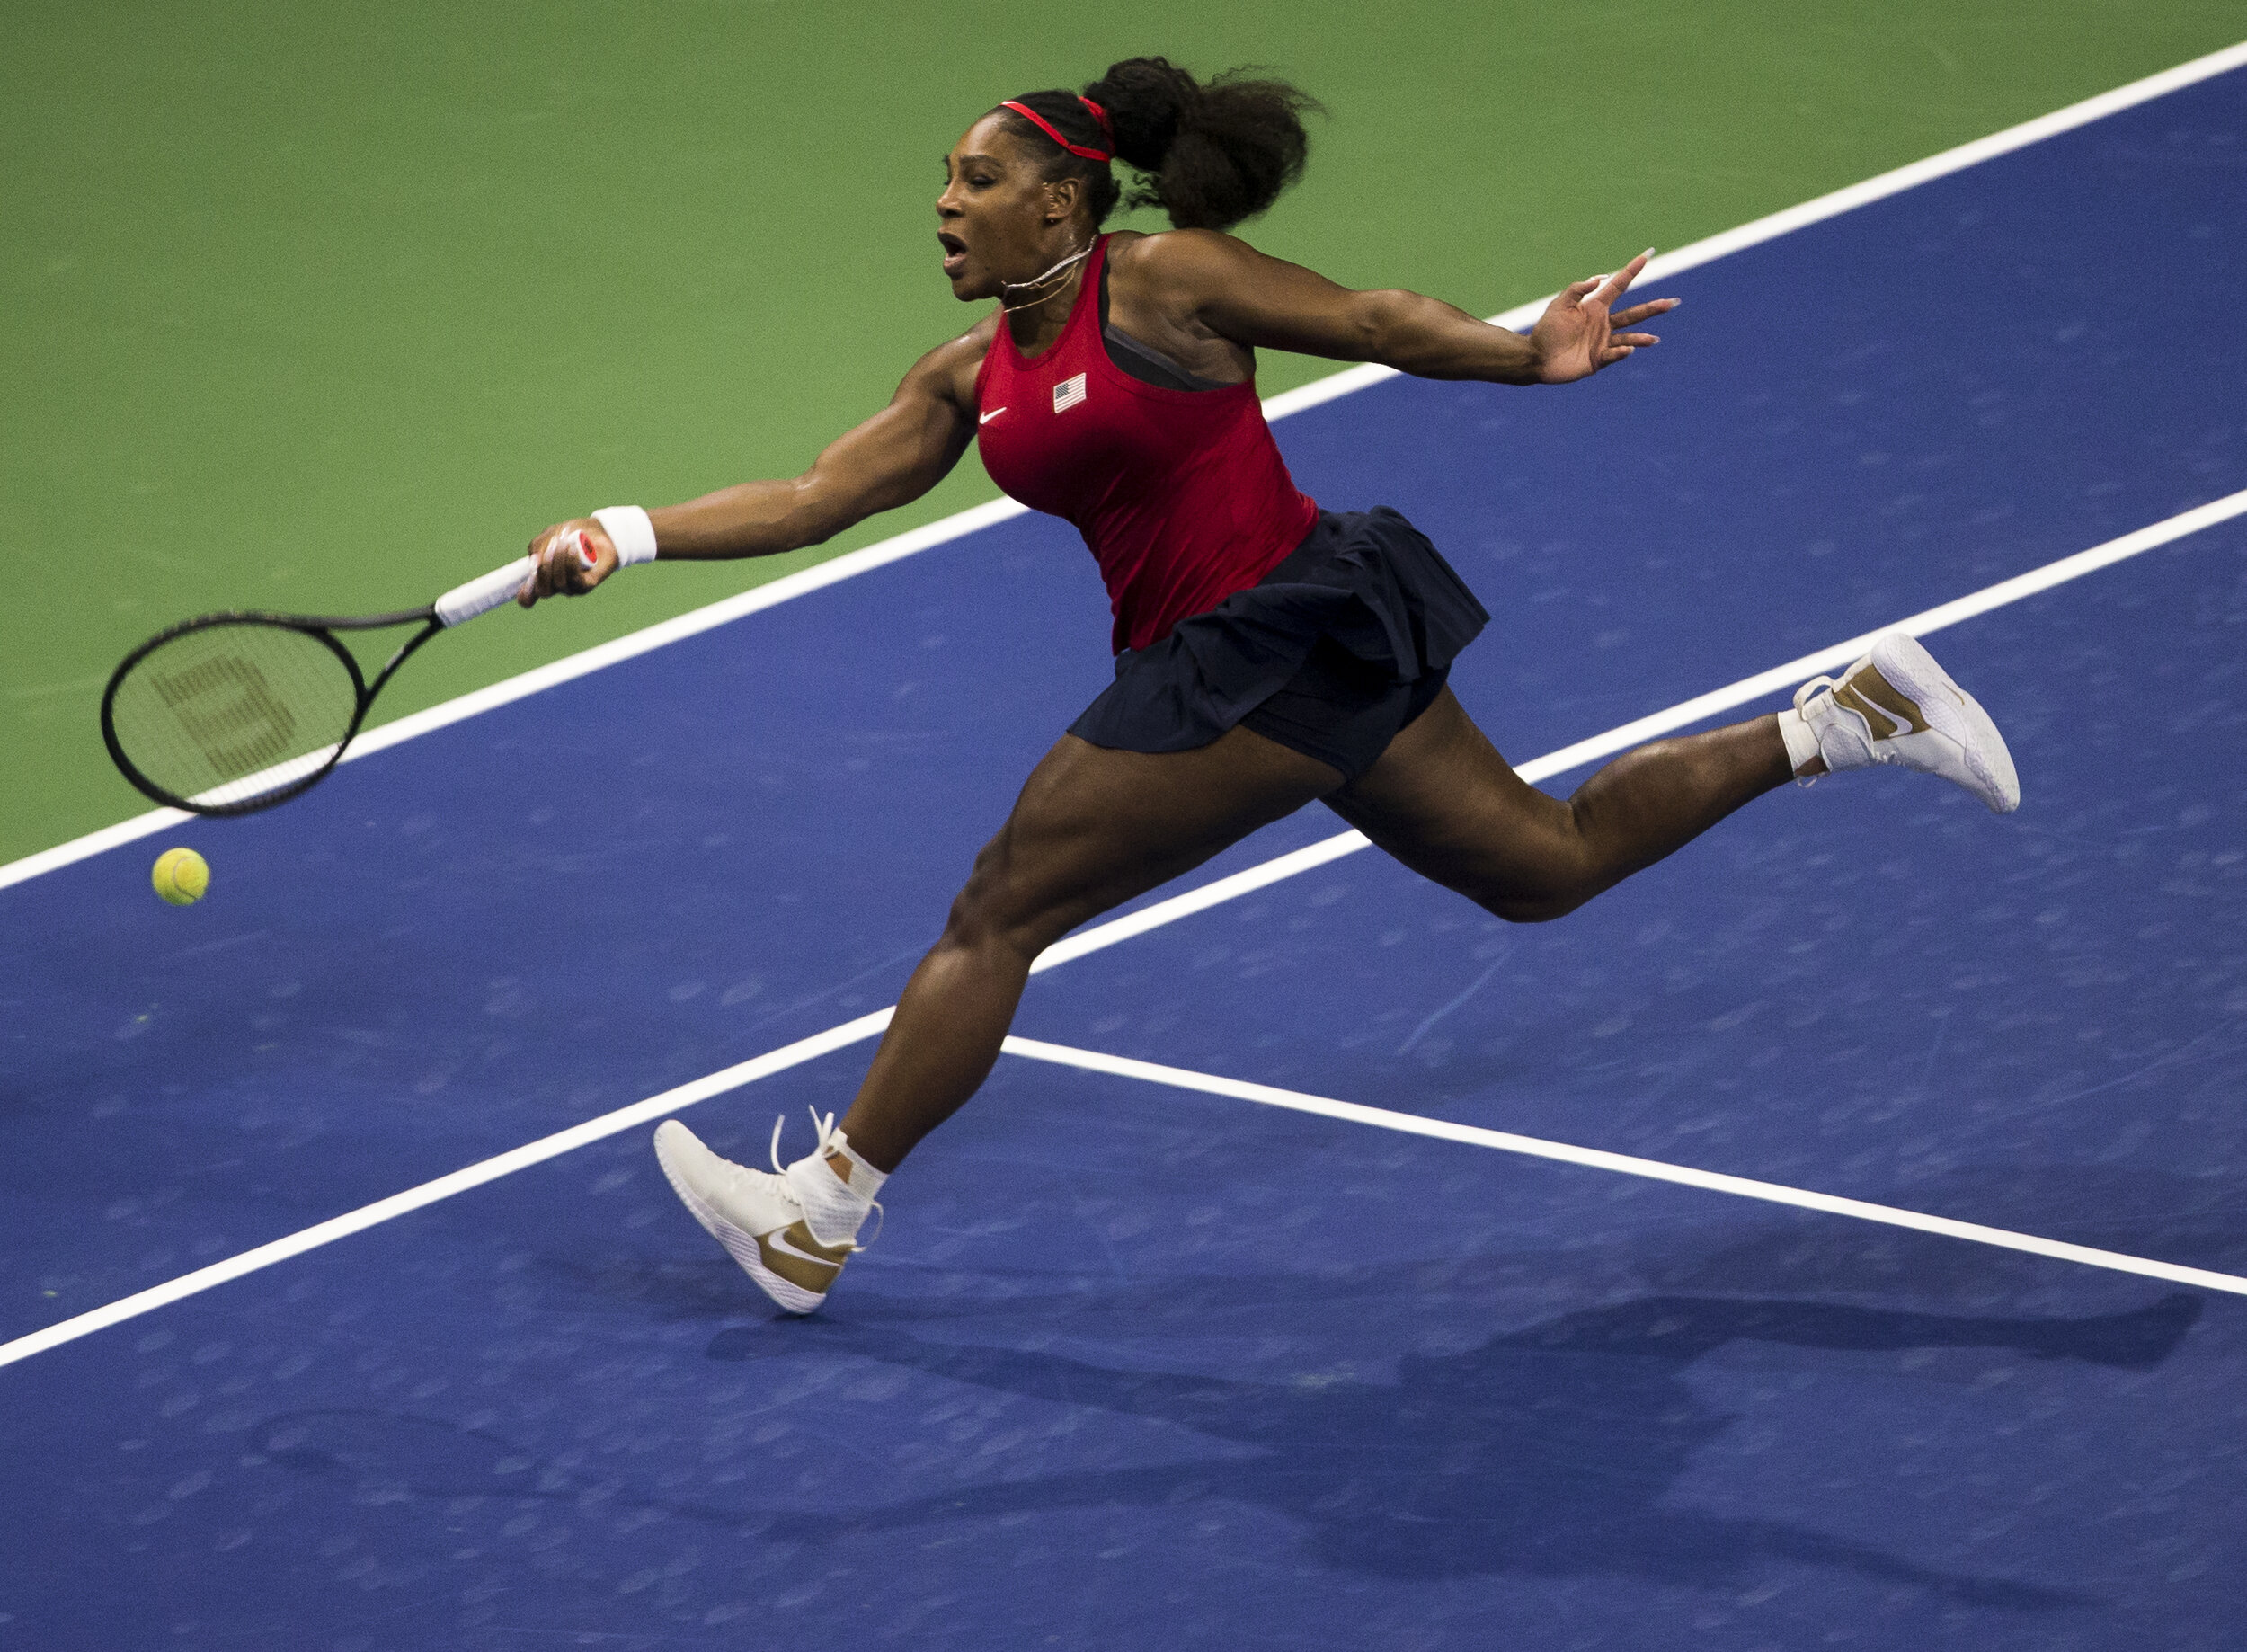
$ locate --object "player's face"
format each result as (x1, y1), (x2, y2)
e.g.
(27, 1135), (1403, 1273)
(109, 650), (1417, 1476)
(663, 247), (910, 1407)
(937, 115), (1078, 302)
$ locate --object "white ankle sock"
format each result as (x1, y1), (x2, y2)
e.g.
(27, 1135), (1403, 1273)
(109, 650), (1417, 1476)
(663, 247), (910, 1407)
(1776, 706), (1822, 777)
(825, 1132), (888, 1198)
(786, 1130), (885, 1248)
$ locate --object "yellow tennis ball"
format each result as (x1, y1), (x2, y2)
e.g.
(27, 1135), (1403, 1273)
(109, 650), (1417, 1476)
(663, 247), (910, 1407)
(152, 847), (209, 906)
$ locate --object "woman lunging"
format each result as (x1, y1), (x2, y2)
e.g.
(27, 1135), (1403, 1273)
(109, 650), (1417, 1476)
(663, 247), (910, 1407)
(520, 58), (2018, 1314)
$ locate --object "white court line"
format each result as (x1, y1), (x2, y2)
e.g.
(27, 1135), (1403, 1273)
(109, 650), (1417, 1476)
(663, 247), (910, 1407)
(999, 1038), (2247, 1298)
(4, 490), (2242, 1371)
(7, 37), (2243, 894)
(0, 1009), (891, 1372)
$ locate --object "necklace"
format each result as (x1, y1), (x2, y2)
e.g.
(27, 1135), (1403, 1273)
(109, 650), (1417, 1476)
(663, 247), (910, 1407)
(998, 241), (1093, 314)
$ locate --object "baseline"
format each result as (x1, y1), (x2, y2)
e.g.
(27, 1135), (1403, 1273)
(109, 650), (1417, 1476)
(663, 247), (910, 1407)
(8, 40), (2243, 893)
(999, 1038), (2247, 1298)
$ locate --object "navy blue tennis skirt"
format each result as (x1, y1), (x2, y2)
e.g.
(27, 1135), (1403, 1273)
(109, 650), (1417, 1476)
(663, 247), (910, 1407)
(1069, 507), (1489, 781)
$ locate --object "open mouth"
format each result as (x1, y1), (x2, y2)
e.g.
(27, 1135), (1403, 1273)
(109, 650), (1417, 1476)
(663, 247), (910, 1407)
(937, 232), (967, 275)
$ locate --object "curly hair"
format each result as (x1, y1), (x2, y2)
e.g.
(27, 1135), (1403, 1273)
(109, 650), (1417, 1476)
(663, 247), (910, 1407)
(993, 55), (1321, 233)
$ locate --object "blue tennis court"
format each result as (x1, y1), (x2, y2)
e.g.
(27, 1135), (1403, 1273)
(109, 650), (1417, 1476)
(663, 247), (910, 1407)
(4, 62), (2246, 1652)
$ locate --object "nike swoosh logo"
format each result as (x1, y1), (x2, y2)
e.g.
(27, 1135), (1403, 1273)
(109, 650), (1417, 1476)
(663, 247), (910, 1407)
(1834, 680), (1899, 741)
(979, 407), (1007, 425)
(762, 1222), (848, 1266)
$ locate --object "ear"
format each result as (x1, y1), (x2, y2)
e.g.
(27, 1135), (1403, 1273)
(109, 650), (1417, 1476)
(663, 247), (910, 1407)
(1042, 173), (1083, 225)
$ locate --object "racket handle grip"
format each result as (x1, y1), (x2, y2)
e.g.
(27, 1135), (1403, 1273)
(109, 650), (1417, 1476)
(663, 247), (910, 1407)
(435, 556), (535, 626)
(434, 535), (598, 626)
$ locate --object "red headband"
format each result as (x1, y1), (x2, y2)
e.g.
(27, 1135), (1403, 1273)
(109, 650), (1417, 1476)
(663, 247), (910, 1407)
(1001, 97), (1115, 163)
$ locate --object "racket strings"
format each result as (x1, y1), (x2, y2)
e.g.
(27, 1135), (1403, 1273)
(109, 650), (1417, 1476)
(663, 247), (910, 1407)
(108, 622), (362, 809)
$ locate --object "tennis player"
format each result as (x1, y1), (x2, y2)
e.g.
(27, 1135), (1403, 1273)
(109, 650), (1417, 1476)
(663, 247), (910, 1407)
(520, 58), (2018, 1314)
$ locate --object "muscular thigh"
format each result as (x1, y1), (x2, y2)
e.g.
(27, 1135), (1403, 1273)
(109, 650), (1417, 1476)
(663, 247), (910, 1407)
(1322, 688), (1579, 905)
(964, 724), (1343, 948)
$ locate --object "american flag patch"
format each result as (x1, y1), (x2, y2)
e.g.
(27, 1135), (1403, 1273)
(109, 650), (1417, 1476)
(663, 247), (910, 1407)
(1052, 372), (1088, 414)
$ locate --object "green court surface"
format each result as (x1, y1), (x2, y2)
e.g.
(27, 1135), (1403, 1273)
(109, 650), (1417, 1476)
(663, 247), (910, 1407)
(6, 0), (2243, 866)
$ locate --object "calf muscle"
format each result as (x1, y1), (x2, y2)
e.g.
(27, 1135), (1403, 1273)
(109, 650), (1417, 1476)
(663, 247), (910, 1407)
(837, 727), (1338, 1170)
(1328, 690), (1792, 923)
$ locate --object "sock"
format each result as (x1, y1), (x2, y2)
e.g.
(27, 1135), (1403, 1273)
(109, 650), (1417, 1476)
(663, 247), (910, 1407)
(786, 1129), (885, 1248)
(824, 1132), (888, 1198)
(1776, 706), (1822, 777)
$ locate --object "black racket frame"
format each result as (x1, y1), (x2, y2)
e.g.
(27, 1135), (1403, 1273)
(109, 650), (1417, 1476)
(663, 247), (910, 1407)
(101, 602), (443, 816)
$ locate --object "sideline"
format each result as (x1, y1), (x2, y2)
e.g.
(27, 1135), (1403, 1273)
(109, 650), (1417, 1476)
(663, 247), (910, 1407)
(4, 486), (2242, 1370)
(6, 38), (2243, 895)
(1001, 1037), (2247, 1297)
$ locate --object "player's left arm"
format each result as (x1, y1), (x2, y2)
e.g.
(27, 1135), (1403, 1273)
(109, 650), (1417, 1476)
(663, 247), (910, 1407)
(1152, 230), (1677, 386)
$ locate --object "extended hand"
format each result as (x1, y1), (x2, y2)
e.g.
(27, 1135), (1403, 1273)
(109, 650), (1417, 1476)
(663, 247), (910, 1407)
(1529, 250), (1678, 385)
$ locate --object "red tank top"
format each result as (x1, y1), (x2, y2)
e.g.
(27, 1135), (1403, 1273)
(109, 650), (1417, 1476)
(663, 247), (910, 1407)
(974, 235), (1319, 653)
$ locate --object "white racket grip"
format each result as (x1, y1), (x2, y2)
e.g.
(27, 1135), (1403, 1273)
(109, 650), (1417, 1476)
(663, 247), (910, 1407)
(434, 534), (597, 626)
(434, 556), (535, 626)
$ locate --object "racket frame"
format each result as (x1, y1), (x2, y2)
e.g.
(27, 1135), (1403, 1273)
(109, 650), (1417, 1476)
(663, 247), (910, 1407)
(101, 536), (590, 816)
(100, 602), (441, 816)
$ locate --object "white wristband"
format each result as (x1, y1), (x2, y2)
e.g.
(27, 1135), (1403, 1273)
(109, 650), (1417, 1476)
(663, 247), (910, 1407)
(591, 505), (659, 568)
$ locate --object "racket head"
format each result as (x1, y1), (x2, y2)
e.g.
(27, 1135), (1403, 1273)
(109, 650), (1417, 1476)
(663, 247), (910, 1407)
(101, 613), (371, 815)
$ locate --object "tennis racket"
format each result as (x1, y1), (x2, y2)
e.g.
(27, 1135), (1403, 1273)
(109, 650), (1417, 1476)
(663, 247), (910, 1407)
(101, 533), (597, 816)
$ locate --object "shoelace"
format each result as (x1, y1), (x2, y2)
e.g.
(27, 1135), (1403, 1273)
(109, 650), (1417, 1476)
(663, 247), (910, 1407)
(769, 1106), (884, 1250)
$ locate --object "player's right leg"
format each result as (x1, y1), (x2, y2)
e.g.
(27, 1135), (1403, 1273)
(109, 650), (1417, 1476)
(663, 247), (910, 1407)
(657, 721), (1343, 1313)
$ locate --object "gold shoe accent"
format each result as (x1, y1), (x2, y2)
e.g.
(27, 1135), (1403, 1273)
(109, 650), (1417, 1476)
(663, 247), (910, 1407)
(1832, 665), (1929, 742)
(754, 1221), (851, 1296)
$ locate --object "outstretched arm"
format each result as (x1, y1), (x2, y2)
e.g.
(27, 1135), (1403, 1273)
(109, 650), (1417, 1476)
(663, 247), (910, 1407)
(520, 326), (986, 603)
(1151, 231), (1676, 386)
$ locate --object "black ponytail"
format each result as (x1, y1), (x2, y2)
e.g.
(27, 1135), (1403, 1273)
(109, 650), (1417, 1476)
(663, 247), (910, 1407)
(992, 57), (1320, 234)
(1092, 58), (1319, 231)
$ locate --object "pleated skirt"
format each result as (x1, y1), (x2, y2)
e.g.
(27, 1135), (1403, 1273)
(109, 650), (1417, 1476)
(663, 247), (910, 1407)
(1068, 506), (1489, 780)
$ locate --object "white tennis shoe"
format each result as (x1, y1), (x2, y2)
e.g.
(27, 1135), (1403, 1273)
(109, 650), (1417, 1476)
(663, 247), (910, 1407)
(653, 1114), (877, 1315)
(1792, 634), (2019, 813)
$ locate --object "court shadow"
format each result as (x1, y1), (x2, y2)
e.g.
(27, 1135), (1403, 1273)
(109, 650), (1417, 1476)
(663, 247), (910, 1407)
(252, 1408), (768, 1534)
(703, 1290), (2200, 1605)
